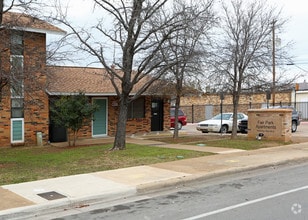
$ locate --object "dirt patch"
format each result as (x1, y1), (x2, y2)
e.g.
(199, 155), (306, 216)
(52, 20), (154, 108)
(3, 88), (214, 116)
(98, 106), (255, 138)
(0, 187), (34, 210)
(0, 162), (16, 169)
(145, 134), (231, 144)
(291, 136), (308, 144)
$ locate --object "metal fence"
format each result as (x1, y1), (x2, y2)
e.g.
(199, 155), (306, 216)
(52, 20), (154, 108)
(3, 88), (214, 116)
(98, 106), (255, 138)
(180, 101), (308, 123)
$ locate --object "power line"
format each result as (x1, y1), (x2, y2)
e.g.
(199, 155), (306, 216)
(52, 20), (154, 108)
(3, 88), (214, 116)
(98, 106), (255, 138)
(293, 64), (308, 73)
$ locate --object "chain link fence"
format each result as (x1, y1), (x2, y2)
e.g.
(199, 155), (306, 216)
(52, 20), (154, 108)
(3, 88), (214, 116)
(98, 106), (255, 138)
(180, 101), (308, 123)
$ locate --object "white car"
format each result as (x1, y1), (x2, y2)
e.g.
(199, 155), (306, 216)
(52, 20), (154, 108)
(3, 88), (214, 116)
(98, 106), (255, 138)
(196, 112), (248, 133)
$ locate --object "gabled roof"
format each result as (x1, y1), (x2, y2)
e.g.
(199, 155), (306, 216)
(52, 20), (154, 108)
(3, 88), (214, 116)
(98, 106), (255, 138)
(46, 66), (165, 96)
(2, 12), (66, 35)
(46, 66), (116, 96)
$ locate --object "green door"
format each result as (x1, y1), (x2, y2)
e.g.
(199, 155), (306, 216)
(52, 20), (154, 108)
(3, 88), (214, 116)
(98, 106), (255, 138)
(92, 99), (107, 136)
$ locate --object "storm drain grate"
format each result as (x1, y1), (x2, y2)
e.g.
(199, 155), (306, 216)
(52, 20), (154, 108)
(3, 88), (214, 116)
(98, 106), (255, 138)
(37, 191), (67, 200)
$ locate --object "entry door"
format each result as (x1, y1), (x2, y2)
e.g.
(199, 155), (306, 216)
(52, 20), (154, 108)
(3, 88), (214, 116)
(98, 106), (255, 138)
(151, 99), (164, 131)
(92, 98), (107, 137)
(205, 104), (214, 120)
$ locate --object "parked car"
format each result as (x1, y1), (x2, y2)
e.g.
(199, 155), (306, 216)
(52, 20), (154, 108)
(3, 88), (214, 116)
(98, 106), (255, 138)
(276, 106), (301, 132)
(196, 112), (248, 133)
(170, 108), (187, 130)
(238, 106), (301, 133)
(238, 119), (248, 133)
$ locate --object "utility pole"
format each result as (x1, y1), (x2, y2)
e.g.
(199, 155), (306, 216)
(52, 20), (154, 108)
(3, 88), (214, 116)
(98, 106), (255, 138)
(272, 20), (276, 107)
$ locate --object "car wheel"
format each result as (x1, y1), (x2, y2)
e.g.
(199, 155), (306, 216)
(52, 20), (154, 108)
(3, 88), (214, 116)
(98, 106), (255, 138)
(177, 122), (183, 130)
(220, 125), (228, 134)
(240, 129), (247, 134)
(291, 120), (297, 132)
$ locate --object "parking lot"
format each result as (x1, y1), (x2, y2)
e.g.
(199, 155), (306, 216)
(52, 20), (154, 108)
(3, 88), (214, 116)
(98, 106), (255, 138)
(181, 121), (308, 138)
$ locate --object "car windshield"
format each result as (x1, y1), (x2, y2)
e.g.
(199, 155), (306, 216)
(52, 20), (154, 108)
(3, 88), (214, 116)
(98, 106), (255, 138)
(170, 109), (184, 117)
(212, 113), (232, 120)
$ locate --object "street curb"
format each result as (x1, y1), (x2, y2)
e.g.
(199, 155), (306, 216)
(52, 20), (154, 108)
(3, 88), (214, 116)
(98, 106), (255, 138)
(136, 156), (308, 194)
(0, 188), (137, 220)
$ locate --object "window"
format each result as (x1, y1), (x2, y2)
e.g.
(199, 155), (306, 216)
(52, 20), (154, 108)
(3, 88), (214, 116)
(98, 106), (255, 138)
(11, 98), (24, 118)
(11, 119), (24, 143)
(11, 31), (23, 55)
(128, 97), (145, 119)
(10, 56), (24, 118)
(10, 55), (24, 98)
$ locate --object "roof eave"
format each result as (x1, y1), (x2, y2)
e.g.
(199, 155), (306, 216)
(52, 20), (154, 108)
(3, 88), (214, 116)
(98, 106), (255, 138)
(46, 90), (118, 96)
(6, 26), (66, 35)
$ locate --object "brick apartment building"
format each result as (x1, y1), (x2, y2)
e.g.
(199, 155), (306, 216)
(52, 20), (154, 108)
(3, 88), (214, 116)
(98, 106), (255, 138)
(46, 66), (171, 142)
(0, 12), (170, 147)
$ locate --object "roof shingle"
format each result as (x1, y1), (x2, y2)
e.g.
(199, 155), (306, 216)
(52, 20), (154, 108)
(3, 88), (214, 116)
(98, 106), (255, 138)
(46, 66), (117, 95)
(46, 66), (171, 96)
(2, 12), (66, 34)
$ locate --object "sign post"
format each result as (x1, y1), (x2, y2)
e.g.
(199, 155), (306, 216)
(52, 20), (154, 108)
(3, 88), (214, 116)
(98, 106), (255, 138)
(220, 92), (224, 135)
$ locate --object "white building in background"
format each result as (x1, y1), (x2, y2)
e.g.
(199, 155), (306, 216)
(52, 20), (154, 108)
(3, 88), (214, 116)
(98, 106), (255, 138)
(293, 81), (308, 120)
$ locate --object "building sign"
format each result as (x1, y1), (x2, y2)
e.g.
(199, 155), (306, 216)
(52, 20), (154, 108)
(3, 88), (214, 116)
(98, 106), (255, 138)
(247, 109), (292, 142)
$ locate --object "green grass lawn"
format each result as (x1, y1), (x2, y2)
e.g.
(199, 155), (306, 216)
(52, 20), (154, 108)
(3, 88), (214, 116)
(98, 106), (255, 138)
(0, 144), (212, 185)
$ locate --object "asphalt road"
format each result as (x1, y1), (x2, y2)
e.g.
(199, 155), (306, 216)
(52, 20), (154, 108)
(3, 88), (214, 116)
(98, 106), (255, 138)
(48, 162), (308, 220)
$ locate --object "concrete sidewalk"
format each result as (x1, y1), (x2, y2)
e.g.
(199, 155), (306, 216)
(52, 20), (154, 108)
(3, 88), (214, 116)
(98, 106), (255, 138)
(1, 137), (308, 219)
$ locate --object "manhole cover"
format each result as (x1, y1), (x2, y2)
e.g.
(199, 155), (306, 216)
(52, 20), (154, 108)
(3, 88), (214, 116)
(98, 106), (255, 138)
(37, 191), (66, 200)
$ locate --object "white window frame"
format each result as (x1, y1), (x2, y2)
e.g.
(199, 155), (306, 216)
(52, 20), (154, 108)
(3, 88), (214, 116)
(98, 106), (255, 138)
(11, 118), (24, 143)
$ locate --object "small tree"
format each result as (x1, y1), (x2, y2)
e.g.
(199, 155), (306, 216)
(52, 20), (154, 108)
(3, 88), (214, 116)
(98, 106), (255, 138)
(50, 93), (98, 147)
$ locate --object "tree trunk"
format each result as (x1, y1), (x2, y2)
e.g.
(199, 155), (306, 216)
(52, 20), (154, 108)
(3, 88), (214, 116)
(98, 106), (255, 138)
(72, 130), (78, 147)
(0, 0), (3, 25)
(231, 91), (239, 139)
(173, 94), (181, 139)
(67, 129), (71, 147)
(111, 96), (129, 150)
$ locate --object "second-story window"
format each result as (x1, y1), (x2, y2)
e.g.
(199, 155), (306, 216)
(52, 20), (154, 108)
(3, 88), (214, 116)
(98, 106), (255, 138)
(10, 55), (24, 97)
(10, 55), (24, 118)
(10, 31), (23, 55)
(10, 31), (24, 119)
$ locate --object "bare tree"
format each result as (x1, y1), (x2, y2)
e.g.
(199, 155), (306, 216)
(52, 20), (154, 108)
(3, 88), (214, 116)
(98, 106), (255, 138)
(53, 0), (192, 150)
(159, 0), (216, 139)
(207, 0), (291, 138)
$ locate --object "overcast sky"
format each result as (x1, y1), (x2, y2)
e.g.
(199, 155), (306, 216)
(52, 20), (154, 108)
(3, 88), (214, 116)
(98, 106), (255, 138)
(49, 0), (308, 82)
(271, 0), (308, 61)
(266, 0), (308, 82)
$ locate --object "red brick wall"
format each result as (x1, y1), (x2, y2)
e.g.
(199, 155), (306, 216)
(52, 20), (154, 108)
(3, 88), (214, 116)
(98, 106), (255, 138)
(163, 97), (171, 130)
(23, 32), (49, 145)
(0, 87), (11, 146)
(74, 96), (171, 140)
(0, 31), (49, 147)
(107, 96), (170, 136)
(0, 30), (11, 146)
(107, 96), (153, 136)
